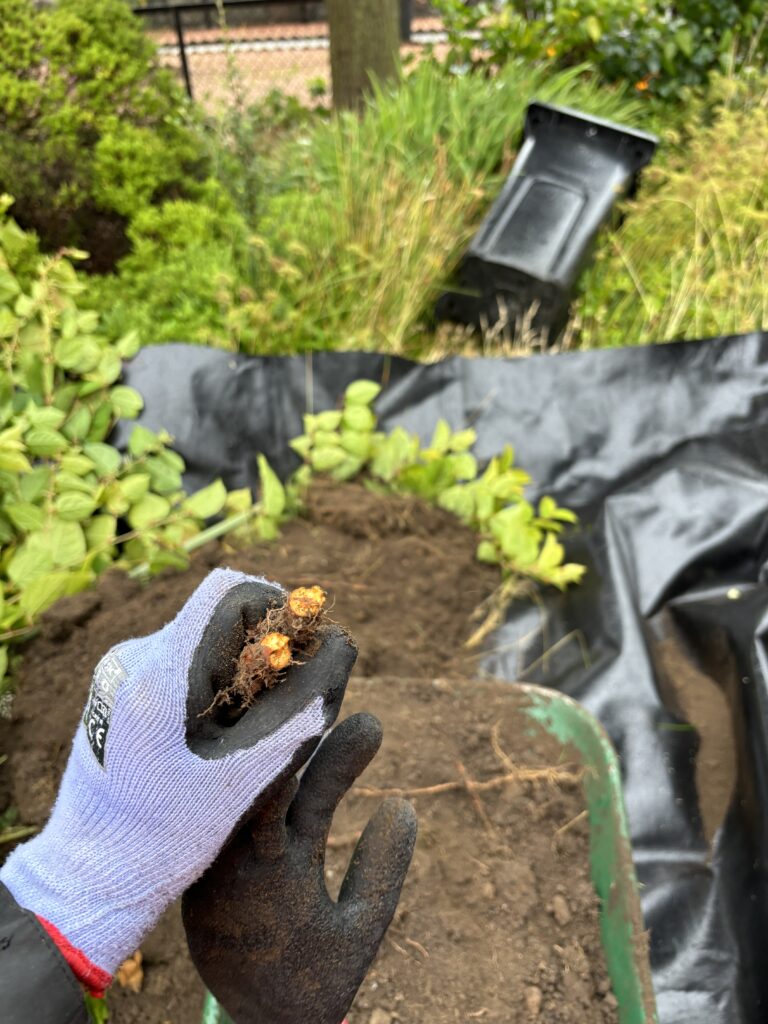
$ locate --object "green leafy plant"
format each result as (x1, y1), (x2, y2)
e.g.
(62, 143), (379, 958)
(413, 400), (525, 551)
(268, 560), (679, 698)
(432, 0), (765, 102)
(290, 380), (584, 642)
(0, 201), (269, 696)
(0, 0), (208, 269)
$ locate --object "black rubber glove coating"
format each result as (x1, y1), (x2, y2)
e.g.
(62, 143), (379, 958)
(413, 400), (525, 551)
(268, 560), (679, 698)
(0, 882), (88, 1024)
(185, 580), (357, 759)
(183, 713), (418, 1024)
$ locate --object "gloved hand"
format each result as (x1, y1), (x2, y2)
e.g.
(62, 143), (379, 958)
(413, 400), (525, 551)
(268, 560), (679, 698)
(0, 569), (356, 988)
(183, 712), (417, 1024)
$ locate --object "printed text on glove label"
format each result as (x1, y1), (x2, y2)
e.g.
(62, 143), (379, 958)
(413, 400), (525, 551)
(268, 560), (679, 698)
(83, 652), (127, 767)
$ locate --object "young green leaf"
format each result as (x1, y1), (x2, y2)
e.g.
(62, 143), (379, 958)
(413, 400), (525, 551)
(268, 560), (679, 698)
(110, 385), (144, 419)
(448, 428), (476, 453)
(313, 410), (343, 431)
(5, 503), (45, 532)
(128, 425), (160, 458)
(19, 571), (74, 619)
(26, 406), (66, 430)
(339, 431), (371, 458)
(119, 473), (151, 504)
(48, 521), (88, 568)
(128, 493), (172, 530)
(85, 515), (117, 551)
(60, 453), (95, 477)
(0, 449), (31, 473)
(25, 427), (68, 457)
(310, 446), (348, 473)
(182, 479), (227, 520)
(342, 405), (376, 433)
(224, 487), (252, 514)
(63, 406), (93, 442)
(116, 330), (141, 360)
(84, 442), (122, 478)
(55, 492), (98, 522)
(7, 538), (55, 586)
(54, 471), (98, 495)
(289, 435), (312, 460)
(257, 455), (286, 521)
(429, 419), (452, 454)
(476, 539), (499, 564)
(345, 380), (381, 406)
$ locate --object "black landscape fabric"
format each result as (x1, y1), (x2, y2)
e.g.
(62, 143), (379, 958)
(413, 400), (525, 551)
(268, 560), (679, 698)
(120, 333), (768, 1024)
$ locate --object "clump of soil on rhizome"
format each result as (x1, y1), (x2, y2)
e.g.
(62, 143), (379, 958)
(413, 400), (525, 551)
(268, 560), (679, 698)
(0, 481), (619, 1023)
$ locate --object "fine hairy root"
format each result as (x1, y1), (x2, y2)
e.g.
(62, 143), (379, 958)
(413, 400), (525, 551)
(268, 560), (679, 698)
(201, 586), (327, 718)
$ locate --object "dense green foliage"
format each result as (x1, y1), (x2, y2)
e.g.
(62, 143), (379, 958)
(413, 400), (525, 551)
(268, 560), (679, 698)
(89, 62), (643, 354)
(291, 380), (584, 593)
(575, 74), (768, 347)
(0, 0), (207, 269)
(0, 203), (259, 695)
(89, 180), (252, 348)
(433, 0), (765, 101)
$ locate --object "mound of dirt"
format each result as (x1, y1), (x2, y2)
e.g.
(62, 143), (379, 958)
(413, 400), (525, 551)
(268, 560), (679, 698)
(0, 483), (625, 1023)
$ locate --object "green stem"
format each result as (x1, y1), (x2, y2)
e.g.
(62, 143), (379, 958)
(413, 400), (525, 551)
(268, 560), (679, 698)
(0, 625), (39, 645)
(0, 825), (37, 845)
(127, 507), (261, 580)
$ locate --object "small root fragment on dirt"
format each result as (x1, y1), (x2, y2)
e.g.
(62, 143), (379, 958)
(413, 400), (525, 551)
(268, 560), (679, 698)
(552, 809), (588, 845)
(116, 950), (144, 993)
(200, 585), (327, 718)
(457, 759), (495, 833)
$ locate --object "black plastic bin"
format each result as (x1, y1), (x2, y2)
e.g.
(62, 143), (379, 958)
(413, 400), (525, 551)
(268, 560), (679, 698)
(437, 101), (658, 340)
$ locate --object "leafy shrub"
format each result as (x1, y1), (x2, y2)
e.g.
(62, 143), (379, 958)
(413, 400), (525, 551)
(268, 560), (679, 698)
(88, 181), (254, 348)
(290, 379), (584, 643)
(433, 0), (765, 101)
(0, 0), (207, 270)
(573, 73), (768, 347)
(0, 201), (259, 694)
(86, 78), (324, 347)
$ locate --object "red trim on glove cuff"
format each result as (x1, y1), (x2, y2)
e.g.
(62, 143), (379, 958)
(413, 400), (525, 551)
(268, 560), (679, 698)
(36, 915), (112, 997)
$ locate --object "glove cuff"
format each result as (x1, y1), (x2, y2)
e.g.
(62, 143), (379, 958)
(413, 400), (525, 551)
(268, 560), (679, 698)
(37, 914), (112, 997)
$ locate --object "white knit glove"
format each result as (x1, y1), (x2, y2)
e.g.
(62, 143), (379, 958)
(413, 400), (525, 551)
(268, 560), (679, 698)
(0, 569), (355, 977)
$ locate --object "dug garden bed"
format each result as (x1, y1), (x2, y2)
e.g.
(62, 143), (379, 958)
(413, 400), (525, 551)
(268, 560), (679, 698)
(1, 481), (632, 1023)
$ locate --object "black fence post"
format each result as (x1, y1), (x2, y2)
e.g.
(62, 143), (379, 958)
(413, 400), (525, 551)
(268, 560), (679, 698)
(173, 7), (194, 99)
(400, 0), (411, 42)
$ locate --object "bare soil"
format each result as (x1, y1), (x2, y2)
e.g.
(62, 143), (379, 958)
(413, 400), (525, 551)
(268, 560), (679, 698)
(0, 482), (621, 1023)
(332, 677), (621, 1024)
(651, 622), (737, 845)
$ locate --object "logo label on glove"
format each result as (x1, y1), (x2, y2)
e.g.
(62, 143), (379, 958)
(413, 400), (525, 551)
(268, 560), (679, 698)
(83, 652), (127, 767)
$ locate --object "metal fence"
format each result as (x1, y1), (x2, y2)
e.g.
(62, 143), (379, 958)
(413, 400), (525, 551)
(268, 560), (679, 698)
(133, 0), (444, 107)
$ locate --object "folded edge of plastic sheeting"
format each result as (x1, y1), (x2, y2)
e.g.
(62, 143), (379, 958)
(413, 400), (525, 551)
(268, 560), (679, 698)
(119, 332), (768, 1023)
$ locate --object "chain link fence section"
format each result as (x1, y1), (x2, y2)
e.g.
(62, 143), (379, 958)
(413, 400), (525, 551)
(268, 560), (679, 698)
(135, 1), (448, 110)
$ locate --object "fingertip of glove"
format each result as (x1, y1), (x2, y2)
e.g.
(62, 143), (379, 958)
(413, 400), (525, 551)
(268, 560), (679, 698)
(190, 568), (284, 613)
(173, 570), (285, 646)
(328, 712), (383, 757)
(381, 796), (418, 839)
